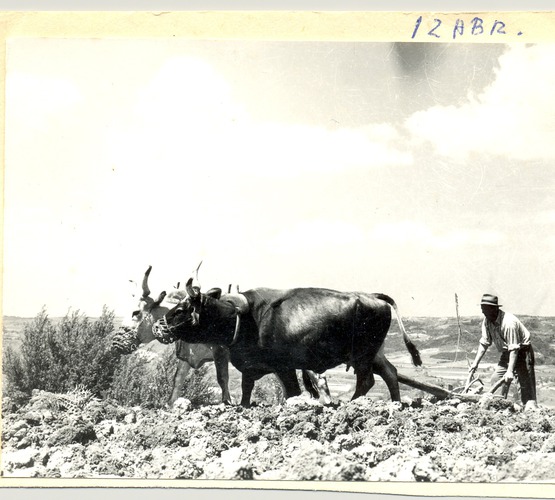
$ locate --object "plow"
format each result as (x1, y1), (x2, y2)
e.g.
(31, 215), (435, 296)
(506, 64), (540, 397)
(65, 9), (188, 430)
(396, 372), (510, 404)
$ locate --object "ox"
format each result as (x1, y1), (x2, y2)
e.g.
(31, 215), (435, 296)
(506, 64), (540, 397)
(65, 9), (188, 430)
(112, 266), (331, 405)
(112, 266), (232, 405)
(153, 278), (422, 407)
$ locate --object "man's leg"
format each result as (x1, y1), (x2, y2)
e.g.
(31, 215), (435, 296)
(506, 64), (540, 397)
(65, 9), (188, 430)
(515, 345), (536, 405)
(490, 351), (510, 397)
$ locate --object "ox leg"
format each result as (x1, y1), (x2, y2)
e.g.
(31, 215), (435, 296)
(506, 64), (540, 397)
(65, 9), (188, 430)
(316, 373), (332, 404)
(213, 346), (232, 405)
(276, 370), (302, 399)
(240, 372), (257, 407)
(351, 367), (375, 400)
(372, 352), (401, 402)
(302, 370), (332, 404)
(302, 370), (320, 399)
(170, 360), (191, 405)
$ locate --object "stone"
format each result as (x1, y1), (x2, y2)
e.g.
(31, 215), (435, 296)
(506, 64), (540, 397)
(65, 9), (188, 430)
(47, 423), (96, 446)
(123, 412), (137, 424)
(173, 398), (192, 411)
(4, 448), (38, 469)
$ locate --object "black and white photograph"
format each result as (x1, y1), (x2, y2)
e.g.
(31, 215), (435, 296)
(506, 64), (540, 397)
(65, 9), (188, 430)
(2, 10), (555, 493)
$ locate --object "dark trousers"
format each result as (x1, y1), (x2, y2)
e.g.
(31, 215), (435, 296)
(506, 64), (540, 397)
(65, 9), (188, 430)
(490, 345), (536, 404)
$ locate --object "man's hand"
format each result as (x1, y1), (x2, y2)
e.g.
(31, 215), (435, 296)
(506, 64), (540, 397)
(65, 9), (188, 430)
(463, 365), (478, 393)
(504, 371), (515, 383)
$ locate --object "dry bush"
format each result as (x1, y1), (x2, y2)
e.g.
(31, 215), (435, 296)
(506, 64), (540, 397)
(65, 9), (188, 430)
(3, 307), (118, 408)
(2, 346), (29, 410)
(108, 347), (177, 408)
(108, 346), (217, 408)
(179, 364), (218, 406)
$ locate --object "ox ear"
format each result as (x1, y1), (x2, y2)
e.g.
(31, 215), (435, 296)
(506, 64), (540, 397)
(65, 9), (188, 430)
(129, 279), (139, 298)
(206, 288), (222, 300)
(185, 277), (200, 298)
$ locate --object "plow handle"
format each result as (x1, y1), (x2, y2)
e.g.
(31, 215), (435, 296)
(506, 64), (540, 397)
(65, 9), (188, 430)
(489, 377), (511, 397)
(462, 368), (476, 394)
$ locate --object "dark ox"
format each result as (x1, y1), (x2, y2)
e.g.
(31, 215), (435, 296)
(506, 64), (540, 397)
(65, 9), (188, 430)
(153, 279), (422, 407)
(112, 266), (331, 405)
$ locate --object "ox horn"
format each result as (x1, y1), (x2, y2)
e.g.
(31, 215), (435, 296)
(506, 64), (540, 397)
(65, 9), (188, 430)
(153, 291), (167, 307)
(191, 261), (202, 290)
(142, 265), (152, 298)
(185, 278), (200, 298)
(186, 261), (203, 298)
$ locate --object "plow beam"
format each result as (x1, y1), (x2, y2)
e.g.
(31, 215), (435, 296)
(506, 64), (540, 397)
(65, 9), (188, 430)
(397, 373), (509, 403)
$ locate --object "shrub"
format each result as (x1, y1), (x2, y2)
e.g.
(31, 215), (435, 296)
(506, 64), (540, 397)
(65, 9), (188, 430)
(108, 347), (177, 408)
(2, 346), (29, 409)
(108, 346), (217, 409)
(2, 307), (119, 406)
(179, 364), (218, 407)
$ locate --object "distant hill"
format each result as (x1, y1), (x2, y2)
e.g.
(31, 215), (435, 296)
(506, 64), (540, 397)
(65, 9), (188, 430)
(2, 315), (124, 351)
(3, 313), (554, 365)
(384, 315), (555, 366)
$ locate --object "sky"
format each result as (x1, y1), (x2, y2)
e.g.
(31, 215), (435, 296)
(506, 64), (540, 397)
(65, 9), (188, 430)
(3, 39), (555, 318)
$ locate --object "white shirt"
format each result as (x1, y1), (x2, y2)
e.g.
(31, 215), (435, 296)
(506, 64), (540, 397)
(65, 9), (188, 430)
(479, 310), (531, 352)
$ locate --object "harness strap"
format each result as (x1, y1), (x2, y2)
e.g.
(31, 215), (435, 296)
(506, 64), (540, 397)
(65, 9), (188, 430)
(230, 308), (242, 345)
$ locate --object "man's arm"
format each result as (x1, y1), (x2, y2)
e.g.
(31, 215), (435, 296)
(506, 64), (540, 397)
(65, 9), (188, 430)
(469, 343), (488, 372)
(505, 349), (518, 381)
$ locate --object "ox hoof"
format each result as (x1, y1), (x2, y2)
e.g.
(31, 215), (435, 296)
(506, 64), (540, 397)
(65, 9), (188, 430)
(525, 400), (539, 412)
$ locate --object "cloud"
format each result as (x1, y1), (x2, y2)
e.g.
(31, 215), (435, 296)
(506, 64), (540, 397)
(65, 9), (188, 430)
(269, 220), (365, 255)
(405, 44), (555, 160)
(268, 219), (503, 257)
(107, 56), (413, 186)
(370, 221), (503, 250)
(246, 122), (412, 178)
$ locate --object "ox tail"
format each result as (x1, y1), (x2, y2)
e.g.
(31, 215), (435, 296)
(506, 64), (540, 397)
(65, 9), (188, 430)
(301, 370), (320, 399)
(372, 293), (422, 367)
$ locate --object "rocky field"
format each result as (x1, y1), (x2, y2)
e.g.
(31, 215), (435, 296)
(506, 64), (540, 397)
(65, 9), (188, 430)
(3, 314), (555, 483)
(3, 388), (555, 482)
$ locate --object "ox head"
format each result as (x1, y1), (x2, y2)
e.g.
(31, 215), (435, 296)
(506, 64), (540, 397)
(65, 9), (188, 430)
(152, 274), (230, 345)
(112, 266), (186, 354)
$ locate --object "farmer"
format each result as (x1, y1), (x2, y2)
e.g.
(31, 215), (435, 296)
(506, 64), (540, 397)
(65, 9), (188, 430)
(468, 293), (537, 407)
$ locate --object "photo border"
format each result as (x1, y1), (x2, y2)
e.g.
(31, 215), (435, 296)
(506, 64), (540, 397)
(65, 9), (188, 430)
(1, 9), (555, 499)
